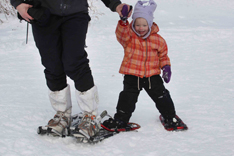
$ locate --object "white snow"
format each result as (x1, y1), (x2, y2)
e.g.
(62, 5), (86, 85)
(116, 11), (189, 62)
(0, 0), (234, 155)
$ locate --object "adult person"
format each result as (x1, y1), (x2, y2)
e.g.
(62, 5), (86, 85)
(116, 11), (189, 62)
(10, 0), (131, 138)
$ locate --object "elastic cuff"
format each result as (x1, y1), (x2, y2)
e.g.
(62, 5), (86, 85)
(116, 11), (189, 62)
(119, 20), (129, 26)
(110, 1), (122, 12)
(12, 1), (22, 9)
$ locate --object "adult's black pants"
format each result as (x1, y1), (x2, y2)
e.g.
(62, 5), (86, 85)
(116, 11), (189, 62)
(32, 13), (94, 92)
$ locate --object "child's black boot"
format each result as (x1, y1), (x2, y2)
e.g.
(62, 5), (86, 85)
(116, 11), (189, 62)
(103, 118), (128, 130)
(161, 115), (188, 131)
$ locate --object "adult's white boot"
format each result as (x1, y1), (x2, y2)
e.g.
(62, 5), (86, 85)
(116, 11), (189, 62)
(75, 85), (99, 116)
(74, 85), (100, 139)
(47, 84), (72, 136)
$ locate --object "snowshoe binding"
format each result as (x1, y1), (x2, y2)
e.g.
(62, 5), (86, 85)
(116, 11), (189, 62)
(37, 110), (141, 143)
(159, 115), (188, 131)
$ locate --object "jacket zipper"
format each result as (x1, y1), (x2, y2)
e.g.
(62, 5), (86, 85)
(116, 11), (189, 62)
(60, 0), (64, 15)
(144, 39), (148, 77)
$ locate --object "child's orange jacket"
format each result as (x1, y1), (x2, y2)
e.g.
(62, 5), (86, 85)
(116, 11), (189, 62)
(116, 20), (171, 78)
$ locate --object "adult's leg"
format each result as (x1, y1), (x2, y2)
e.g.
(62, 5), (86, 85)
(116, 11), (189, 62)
(61, 13), (94, 92)
(32, 15), (72, 135)
(60, 13), (98, 116)
(32, 15), (67, 91)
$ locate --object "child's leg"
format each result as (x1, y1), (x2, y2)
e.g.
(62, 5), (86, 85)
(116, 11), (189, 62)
(144, 75), (176, 119)
(114, 75), (141, 123)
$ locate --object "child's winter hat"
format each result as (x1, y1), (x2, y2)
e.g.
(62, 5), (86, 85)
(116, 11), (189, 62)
(132, 0), (157, 39)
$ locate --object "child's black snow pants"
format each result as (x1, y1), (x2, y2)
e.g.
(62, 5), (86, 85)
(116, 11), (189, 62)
(31, 12), (94, 92)
(114, 75), (176, 123)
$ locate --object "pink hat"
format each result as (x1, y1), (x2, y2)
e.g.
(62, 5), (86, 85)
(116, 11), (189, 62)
(132, 0), (157, 39)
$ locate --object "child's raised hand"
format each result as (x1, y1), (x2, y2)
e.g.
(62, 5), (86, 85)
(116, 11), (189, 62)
(120, 4), (132, 22)
(162, 65), (171, 83)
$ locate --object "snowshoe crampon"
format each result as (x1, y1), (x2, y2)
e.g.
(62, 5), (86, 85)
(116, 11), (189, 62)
(37, 126), (68, 137)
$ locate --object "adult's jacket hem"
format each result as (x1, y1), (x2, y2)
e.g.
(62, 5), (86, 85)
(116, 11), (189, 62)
(10, 0), (122, 16)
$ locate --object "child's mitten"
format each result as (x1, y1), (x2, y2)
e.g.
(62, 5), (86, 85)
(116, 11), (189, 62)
(162, 65), (171, 83)
(120, 5), (132, 22)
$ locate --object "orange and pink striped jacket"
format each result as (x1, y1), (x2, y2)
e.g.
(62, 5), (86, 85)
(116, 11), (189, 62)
(116, 20), (171, 78)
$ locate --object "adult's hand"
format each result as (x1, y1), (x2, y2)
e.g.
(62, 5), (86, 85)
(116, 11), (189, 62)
(16, 3), (34, 22)
(116, 3), (132, 17)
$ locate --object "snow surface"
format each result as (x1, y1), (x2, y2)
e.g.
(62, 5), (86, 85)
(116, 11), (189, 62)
(0, 0), (234, 155)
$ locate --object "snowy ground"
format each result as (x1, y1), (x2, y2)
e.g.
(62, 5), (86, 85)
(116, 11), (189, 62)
(0, 0), (234, 155)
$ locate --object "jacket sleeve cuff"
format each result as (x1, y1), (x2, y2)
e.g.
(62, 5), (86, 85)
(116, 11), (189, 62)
(11, 0), (22, 9)
(109, 0), (122, 12)
(119, 20), (129, 26)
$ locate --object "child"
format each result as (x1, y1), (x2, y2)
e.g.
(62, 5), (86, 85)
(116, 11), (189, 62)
(103, 0), (187, 131)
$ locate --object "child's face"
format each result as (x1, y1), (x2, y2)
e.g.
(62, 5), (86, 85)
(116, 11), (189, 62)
(134, 18), (149, 37)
